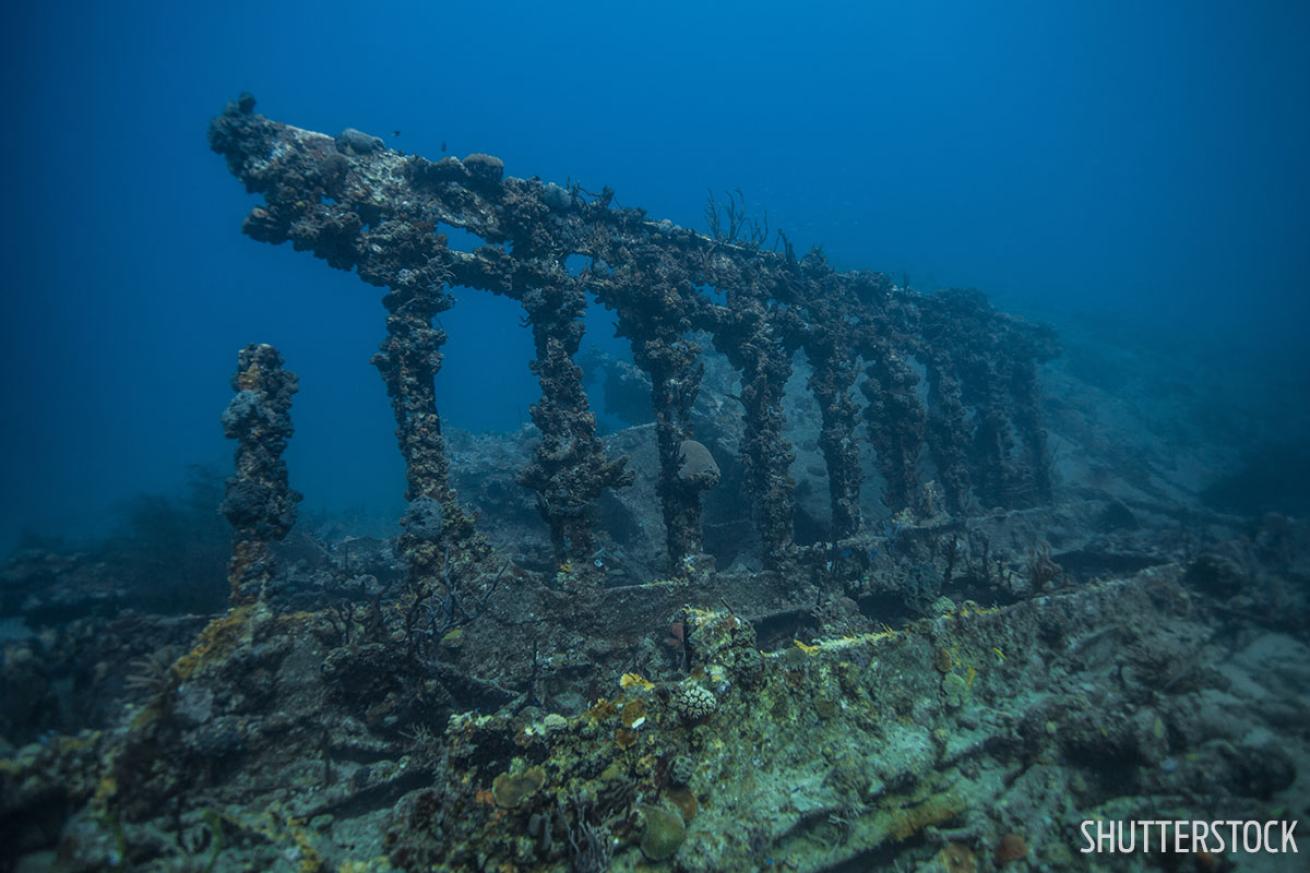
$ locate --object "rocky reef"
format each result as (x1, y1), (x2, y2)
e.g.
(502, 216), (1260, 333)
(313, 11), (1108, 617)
(1, 96), (1307, 872)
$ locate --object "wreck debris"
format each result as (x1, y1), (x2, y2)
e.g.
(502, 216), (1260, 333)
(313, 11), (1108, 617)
(209, 95), (1058, 571)
(219, 343), (300, 604)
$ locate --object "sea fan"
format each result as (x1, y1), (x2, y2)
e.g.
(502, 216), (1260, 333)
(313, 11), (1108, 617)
(124, 646), (178, 696)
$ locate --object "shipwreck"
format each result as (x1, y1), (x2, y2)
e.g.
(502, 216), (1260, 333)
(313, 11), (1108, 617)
(7, 95), (1302, 873)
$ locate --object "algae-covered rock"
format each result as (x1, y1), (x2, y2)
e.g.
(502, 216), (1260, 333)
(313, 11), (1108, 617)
(491, 765), (545, 809)
(639, 804), (686, 861)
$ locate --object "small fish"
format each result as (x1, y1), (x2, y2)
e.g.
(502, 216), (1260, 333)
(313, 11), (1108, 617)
(440, 140), (447, 153)
(392, 129), (401, 138)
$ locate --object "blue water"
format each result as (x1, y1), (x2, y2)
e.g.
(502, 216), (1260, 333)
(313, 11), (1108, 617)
(2, 0), (1308, 546)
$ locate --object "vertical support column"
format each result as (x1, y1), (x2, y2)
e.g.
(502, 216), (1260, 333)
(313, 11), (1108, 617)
(372, 283), (478, 592)
(1008, 354), (1053, 505)
(923, 349), (972, 514)
(220, 343), (300, 605)
(927, 290), (1034, 511)
(861, 343), (927, 514)
(962, 355), (1015, 510)
(806, 330), (863, 539)
(519, 282), (632, 565)
(716, 302), (795, 568)
(633, 334), (713, 565)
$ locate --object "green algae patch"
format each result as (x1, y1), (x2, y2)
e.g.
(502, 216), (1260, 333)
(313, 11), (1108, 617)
(491, 765), (545, 809)
(942, 671), (970, 709)
(639, 804), (686, 861)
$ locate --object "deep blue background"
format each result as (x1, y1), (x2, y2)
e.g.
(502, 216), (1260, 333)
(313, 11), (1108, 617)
(2, 0), (1308, 545)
